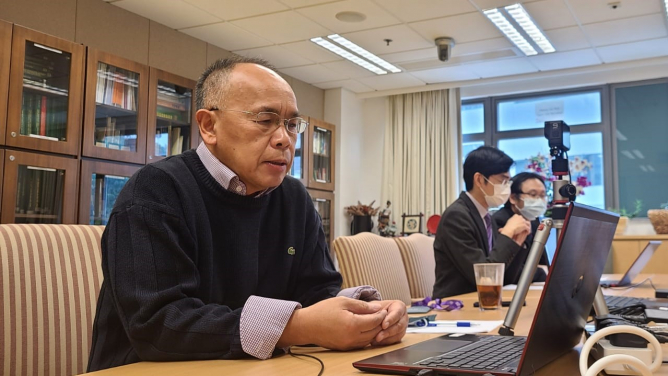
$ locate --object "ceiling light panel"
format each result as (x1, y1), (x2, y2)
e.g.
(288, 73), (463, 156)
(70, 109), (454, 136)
(483, 4), (555, 56)
(310, 37), (387, 75)
(505, 4), (555, 53)
(327, 34), (402, 73)
(483, 8), (537, 56)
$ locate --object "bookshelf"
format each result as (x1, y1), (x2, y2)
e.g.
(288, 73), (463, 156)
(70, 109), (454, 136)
(147, 68), (197, 163)
(5, 26), (85, 155)
(0, 150), (4, 216)
(1, 149), (78, 224)
(0, 20), (11, 145)
(308, 188), (335, 253)
(307, 117), (335, 191)
(288, 125), (309, 186)
(78, 159), (140, 225)
(82, 48), (149, 164)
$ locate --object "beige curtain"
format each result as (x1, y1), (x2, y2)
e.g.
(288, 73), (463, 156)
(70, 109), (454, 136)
(381, 89), (461, 229)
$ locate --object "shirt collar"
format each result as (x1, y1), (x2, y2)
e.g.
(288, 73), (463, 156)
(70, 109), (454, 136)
(465, 191), (488, 220)
(196, 142), (276, 197)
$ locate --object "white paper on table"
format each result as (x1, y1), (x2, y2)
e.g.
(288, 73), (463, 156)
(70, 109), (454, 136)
(503, 282), (544, 291)
(406, 320), (504, 334)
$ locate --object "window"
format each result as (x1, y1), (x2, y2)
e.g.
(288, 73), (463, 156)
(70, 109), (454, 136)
(614, 81), (668, 215)
(462, 87), (609, 209)
(497, 91), (602, 131)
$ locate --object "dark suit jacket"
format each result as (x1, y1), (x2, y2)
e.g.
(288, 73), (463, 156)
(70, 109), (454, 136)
(492, 205), (548, 284)
(432, 192), (524, 298)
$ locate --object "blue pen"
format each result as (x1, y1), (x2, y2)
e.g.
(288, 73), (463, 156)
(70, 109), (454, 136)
(410, 319), (479, 328)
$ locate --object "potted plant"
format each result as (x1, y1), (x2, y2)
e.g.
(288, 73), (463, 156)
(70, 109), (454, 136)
(608, 199), (643, 235)
(648, 202), (668, 234)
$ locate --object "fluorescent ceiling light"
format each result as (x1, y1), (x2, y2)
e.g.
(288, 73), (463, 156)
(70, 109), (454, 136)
(647, 165), (656, 172)
(616, 129), (628, 141)
(310, 35), (401, 75)
(505, 4), (555, 53)
(632, 149), (645, 159)
(621, 150), (636, 160)
(483, 4), (555, 56)
(327, 34), (401, 73)
(483, 8), (537, 56)
(640, 165), (648, 172)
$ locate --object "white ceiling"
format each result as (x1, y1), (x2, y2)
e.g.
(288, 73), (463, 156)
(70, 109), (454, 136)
(107, 0), (668, 94)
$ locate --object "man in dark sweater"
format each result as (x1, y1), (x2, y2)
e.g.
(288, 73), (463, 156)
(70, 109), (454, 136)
(432, 146), (531, 298)
(88, 56), (407, 371)
(492, 172), (550, 284)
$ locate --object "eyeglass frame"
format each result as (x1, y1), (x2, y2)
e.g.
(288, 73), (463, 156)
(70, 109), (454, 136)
(208, 107), (309, 135)
(519, 191), (548, 200)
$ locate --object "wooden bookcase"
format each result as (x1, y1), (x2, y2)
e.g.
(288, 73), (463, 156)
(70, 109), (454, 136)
(5, 26), (85, 156)
(78, 159), (140, 225)
(146, 68), (197, 163)
(307, 117), (335, 191)
(1, 149), (79, 224)
(288, 125), (309, 186)
(308, 188), (335, 252)
(0, 149), (4, 216)
(82, 48), (149, 164)
(0, 20), (13, 145)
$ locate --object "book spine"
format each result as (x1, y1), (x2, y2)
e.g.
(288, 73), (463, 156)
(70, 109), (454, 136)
(40, 96), (47, 136)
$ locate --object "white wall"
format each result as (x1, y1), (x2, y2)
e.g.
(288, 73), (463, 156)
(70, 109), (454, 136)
(325, 88), (386, 238)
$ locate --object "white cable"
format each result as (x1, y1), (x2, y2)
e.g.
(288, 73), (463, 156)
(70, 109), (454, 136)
(580, 325), (662, 376)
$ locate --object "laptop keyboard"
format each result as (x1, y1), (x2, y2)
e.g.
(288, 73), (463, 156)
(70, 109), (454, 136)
(604, 295), (644, 308)
(415, 336), (526, 370)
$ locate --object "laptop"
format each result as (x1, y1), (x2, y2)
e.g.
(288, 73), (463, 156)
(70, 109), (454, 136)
(599, 241), (661, 287)
(353, 202), (619, 376)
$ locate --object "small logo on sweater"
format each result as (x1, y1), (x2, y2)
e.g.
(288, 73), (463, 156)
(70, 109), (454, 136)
(287, 247), (296, 255)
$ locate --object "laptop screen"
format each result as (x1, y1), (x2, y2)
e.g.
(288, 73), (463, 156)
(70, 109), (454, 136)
(517, 203), (618, 375)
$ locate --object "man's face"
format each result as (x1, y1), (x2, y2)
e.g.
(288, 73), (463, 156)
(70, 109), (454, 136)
(205, 64), (298, 195)
(511, 178), (547, 209)
(476, 172), (511, 197)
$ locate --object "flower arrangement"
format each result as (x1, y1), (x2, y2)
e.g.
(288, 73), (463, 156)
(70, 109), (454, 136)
(344, 200), (381, 216)
(525, 153), (592, 199)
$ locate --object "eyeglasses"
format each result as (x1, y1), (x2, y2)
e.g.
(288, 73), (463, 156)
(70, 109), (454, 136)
(521, 191), (548, 200)
(209, 108), (308, 135)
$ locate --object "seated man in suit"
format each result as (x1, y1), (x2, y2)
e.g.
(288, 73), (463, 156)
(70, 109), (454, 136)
(432, 146), (531, 298)
(492, 172), (549, 284)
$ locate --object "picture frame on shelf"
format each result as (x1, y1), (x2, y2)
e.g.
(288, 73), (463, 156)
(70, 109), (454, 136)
(401, 213), (423, 235)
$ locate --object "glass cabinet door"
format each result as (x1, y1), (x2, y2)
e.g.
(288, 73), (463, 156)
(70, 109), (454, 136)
(308, 189), (335, 252)
(289, 128), (308, 186)
(83, 49), (148, 164)
(308, 118), (335, 191)
(1, 149), (78, 224)
(147, 68), (197, 163)
(6, 26), (85, 155)
(0, 20), (11, 145)
(78, 160), (140, 224)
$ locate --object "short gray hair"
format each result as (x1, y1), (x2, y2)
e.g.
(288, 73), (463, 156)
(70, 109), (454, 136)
(195, 55), (276, 110)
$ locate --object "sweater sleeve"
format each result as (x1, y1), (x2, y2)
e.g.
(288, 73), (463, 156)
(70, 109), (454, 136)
(102, 178), (248, 361)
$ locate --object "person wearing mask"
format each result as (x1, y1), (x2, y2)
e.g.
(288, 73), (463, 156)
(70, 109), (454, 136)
(493, 172), (550, 284)
(432, 146), (531, 298)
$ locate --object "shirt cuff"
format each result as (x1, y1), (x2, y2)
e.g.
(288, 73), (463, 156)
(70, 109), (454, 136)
(240, 295), (301, 359)
(337, 285), (382, 301)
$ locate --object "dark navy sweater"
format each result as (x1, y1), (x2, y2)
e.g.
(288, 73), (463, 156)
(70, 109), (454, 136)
(88, 150), (342, 371)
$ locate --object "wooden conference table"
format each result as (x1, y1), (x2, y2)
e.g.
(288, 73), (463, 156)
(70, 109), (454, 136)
(84, 274), (668, 376)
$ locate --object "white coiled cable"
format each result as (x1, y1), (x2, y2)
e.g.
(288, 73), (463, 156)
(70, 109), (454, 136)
(580, 325), (662, 376)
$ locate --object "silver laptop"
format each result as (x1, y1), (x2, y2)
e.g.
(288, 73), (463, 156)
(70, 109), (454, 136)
(599, 241), (661, 287)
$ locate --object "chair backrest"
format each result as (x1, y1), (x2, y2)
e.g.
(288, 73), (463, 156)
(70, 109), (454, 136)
(332, 232), (412, 305)
(0, 224), (105, 376)
(394, 233), (436, 299)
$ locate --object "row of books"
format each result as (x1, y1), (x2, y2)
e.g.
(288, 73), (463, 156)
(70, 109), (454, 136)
(90, 174), (130, 225)
(313, 131), (330, 156)
(94, 117), (135, 151)
(95, 62), (138, 111)
(20, 92), (67, 140)
(157, 85), (190, 113)
(155, 125), (187, 157)
(313, 167), (329, 182)
(15, 166), (64, 222)
(157, 108), (188, 123)
(23, 49), (71, 93)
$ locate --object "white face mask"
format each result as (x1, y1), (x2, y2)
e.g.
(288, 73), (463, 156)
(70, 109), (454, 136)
(480, 177), (511, 208)
(517, 197), (547, 220)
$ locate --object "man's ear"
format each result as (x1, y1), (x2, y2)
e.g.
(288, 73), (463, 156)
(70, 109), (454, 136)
(196, 109), (216, 145)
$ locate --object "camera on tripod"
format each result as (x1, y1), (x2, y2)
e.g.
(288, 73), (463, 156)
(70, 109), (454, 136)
(544, 121), (577, 205)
